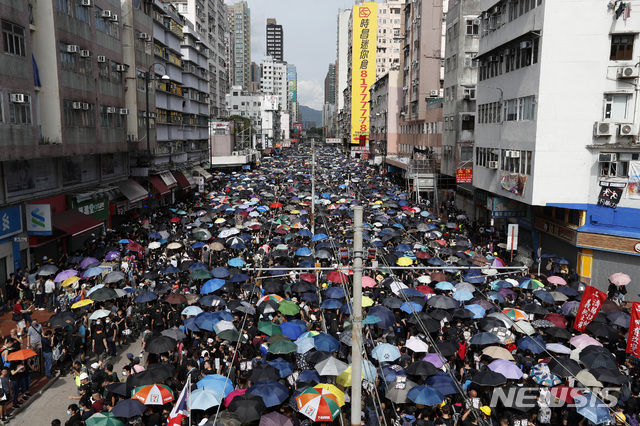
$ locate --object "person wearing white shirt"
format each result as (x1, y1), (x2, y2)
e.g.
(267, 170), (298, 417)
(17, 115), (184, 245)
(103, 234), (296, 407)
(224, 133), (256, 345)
(44, 278), (56, 312)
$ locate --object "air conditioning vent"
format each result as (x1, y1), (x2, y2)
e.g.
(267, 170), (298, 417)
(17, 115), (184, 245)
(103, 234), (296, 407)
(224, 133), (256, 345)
(67, 45), (80, 53)
(110, 14), (119, 22)
(619, 123), (637, 135)
(504, 49), (512, 56)
(72, 102), (83, 110)
(106, 107), (117, 114)
(115, 65), (126, 72)
(80, 0), (91, 6)
(138, 32), (150, 41)
(97, 55), (107, 63)
(598, 153), (617, 162)
(82, 103), (90, 110)
(594, 121), (614, 137)
(473, 18), (481, 25)
(520, 41), (532, 49)
(10, 94), (25, 103)
(488, 161), (499, 169)
(617, 67), (639, 78)
(101, 10), (112, 19)
(119, 108), (129, 115)
(80, 50), (91, 58)
(127, 134), (136, 142)
(505, 150), (520, 158)
(462, 114), (471, 121)
(488, 55), (499, 62)
(430, 90), (439, 97)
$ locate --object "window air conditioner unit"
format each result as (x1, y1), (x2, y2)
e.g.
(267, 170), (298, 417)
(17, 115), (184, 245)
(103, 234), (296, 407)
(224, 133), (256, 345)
(106, 107), (117, 113)
(82, 103), (90, 110)
(127, 134), (136, 142)
(97, 55), (107, 63)
(80, 0), (91, 6)
(10, 94), (25, 103)
(489, 55), (499, 62)
(473, 18), (481, 25)
(504, 49), (512, 55)
(598, 153), (617, 162)
(617, 66), (640, 78)
(430, 90), (439, 96)
(116, 64), (126, 72)
(506, 150), (520, 158)
(594, 121), (614, 137)
(488, 161), (499, 169)
(619, 123), (637, 135)
(72, 102), (83, 110)
(101, 10), (112, 19)
(138, 33), (150, 40)
(520, 41), (532, 49)
(110, 14), (119, 22)
(119, 108), (130, 115)
(462, 114), (471, 121)
(67, 45), (80, 53)
(80, 50), (91, 58)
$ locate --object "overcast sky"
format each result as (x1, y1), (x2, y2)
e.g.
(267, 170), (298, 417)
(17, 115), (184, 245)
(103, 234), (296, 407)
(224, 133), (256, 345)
(226, 0), (357, 111)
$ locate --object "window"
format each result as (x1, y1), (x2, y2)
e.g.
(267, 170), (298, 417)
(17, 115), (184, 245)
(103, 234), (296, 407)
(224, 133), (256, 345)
(74, 0), (91, 24)
(63, 101), (95, 127)
(554, 207), (566, 221)
(78, 57), (92, 76)
(111, 61), (122, 84)
(504, 99), (517, 121)
(610, 35), (634, 61)
(59, 42), (77, 72)
(9, 94), (31, 124)
(460, 146), (473, 162)
(100, 106), (113, 127)
(464, 53), (478, 68)
(0, 93), (3, 123)
(520, 96), (535, 120)
(568, 209), (582, 226)
(463, 87), (476, 100)
(99, 62), (109, 80)
(57, 0), (71, 15)
(604, 94), (630, 120)
(461, 114), (475, 131)
(466, 19), (479, 35)
(600, 160), (628, 177)
(2, 20), (26, 57)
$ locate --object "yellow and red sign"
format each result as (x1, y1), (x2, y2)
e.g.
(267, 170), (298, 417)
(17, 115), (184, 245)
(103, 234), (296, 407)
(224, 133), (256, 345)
(351, 3), (377, 145)
(456, 168), (473, 183)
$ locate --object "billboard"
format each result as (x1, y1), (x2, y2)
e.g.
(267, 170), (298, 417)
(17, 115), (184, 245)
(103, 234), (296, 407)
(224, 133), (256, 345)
(287, 66), (297, 103)
(25, 204), (52, 236)
(351, 2), (377, 144)
(456, 168), (473, 183)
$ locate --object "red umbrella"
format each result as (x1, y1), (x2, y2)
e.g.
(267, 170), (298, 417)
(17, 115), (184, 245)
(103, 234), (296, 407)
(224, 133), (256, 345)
(300, 273), (317, 283)
(430, 272), (449, 282)
(544, 313), (568, 329)
(601, 299), (622, 313)
(416, 285), (434, 295)
(415, 251), (430, 259)
(327, 270), (348, 284)
(224, 388), (247, 407)
(126, 242), (144, 252)
(270, 202), (283, 208)
(550, 385), (582, 404)
(170, 217), (180, 223)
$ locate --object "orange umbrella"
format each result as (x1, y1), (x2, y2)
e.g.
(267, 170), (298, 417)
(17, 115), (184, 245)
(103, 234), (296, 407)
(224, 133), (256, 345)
(7, 349), (38, 361)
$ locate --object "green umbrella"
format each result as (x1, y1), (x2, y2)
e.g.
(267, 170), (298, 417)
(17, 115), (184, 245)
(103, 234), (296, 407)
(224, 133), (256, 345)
(268, 339), (298, 354)
(278, 300), (300, 316)
(190, 270), (213, 280)
(258, 321), (282, 336)
(85, 412), (124, 426)
(217, 329), (246, 343)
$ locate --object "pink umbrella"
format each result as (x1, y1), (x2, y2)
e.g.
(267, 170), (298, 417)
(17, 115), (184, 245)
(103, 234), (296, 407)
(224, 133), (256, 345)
(362, 276), (377, 288)
(422, 353), (446, 369)
(491, 258), (506, 267)
(569, 334), (603, 349)
(609, 272), (631, 286)
(224, 388), (247, 407)
(547, 276), (567, 286)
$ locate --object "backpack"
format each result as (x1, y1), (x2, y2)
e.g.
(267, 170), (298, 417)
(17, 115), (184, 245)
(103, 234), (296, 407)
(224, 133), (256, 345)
(628, 414), (639, 426)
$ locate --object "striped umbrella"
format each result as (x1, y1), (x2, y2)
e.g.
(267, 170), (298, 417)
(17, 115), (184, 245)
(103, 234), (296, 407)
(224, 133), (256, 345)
(132, 384), (174, 405)
(296, 387), (341, 422)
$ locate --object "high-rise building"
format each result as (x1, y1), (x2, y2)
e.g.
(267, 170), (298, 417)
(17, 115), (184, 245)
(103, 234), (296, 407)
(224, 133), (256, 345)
(227, 1), (251, 91)
(260, 57), (288, 114)
(325, 63), (336, 105)
(375, 0), (406, 78)
(250, 62), (262, 92)
(266, 18), (284, 61)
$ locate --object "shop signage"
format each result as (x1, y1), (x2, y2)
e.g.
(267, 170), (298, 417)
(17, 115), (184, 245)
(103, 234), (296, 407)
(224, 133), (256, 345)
(500, 171), (527, 196)
(0, 206), (23, 240)
(456, 168), (473, 183)
(25, 204), (52, 236)
(634, 242), (640, 254)
(493, 197), (527, 218)
(534, 217), (577, 244)
(597, 181), (626, 209)
(473, 190), (487, 206)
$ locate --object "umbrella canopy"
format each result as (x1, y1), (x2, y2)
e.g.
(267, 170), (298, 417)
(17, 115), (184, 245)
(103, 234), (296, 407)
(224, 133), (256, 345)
(85, 412), (124, 426)
(227, 393), (267, 424)
(247, 380), (289, 407)
(296, 387), (341, 422)
(315, 356), (348, 376)
(529, 363), (562, 387)
(575, 394), (612, 424)
(145, 336), (177, 354)
(110, 399), (147, 418)
(407, 385), (445, 406)
(132, 384), (174, 405)
(488, 359), (523, 380)
(190, 388), (224, 411)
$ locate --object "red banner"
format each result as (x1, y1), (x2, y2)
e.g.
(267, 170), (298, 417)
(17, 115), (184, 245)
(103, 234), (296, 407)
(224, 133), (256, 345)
(456, 168), (473, 183)
(627, 302), (640, 357)
(573, 286), (607, 332)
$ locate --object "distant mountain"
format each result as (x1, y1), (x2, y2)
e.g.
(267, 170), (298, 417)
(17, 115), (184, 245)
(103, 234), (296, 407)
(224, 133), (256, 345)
(298, 105), (322, 127)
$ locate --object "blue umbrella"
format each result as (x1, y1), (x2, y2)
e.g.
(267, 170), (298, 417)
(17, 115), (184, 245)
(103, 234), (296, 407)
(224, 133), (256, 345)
(575, 393), (612, 424)
(228, 258), (245, 267)
(380, 365), (406, 382)
(181, 306), (203, 316)
(465, 304), (486, 319)
(395, 244), (412, 252)
(192, 242), (206, 249)
(295, 247), (312, 257)
(194, 311), (222, 331)
(201, 278), (226, 294)
(189, 388), (224, 410)
(297, 229), (313, 237)
(160, 266), (181, 274)
(118, 239), (131, 244)
(281, 322), (304, 340)
(301, 293), (318, 302)
(268, 358), (295, 378)
(183, 317), (201, 332)
(134, 292), (157, 303)
(452, 289), (474, 302)
(372, 343), (401, 362)
(326, 287), (347, 299)
(469, 332), (501, 346)
(435, 281), (455, 291)
(211, 267), (230, 278)
(230, 273), (249, 282)
(83, 267), (104, 278)
(396, 288), (425, 297)
(364, 315), (382, 325)
(400, 301), (423, 314)
(368, 306), (395, 328)
(311, 233), (328, 242)
(407, 385), (445, 406)
(488, 291), (506, 304)
(313, 333), (340, 352)
(295, 337), (315, 354)
(320, 299), (343, 309)
(517, 336), (547, 353)
(426, 372), (459, 395)
(230, 243), (246, 250)
(297, 369), (320, 384)
(534, 289), (555, 304)
(247, 380), (289, 407)
(196, 374), (234, 396)
(491, 280), (513, 289)
(199, 295), (226, 307)
(148, 232), (162, 239)
(189, 262), (209, 271)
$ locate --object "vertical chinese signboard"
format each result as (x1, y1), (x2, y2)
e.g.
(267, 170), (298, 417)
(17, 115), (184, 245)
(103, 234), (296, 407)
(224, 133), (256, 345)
(351, 3), (377, 145)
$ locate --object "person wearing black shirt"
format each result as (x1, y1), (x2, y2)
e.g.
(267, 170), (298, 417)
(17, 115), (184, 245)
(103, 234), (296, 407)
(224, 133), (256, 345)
(42, 330), (54, 378)
(91, 326), (108, 362)
(65, 404), (81, 426)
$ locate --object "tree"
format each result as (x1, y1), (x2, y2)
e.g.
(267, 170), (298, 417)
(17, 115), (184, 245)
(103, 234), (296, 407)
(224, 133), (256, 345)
(229, 115), (254, 151)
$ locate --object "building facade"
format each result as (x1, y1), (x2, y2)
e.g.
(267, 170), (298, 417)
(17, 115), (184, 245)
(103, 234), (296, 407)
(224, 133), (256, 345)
(227, 0), (251, 91)
(375, 0), (405, 78)
(266, 18), (283, 61)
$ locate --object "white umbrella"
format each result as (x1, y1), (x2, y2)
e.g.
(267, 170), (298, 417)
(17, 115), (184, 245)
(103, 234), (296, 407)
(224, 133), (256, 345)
(89, 309), (111, 320)
(546, 343), (572, 354)
(167, 242), (182, 250)
(213, 320), (235, 334)
(148, 242), (162, 249)
(405, 336), (429, 353)
(315, 356), (349, 376)
(513, 320), (536, 335)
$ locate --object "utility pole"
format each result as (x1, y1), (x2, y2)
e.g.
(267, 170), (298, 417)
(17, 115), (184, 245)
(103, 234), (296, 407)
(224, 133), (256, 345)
(311, 138), (315, 235)
(351, 206), (363, 426)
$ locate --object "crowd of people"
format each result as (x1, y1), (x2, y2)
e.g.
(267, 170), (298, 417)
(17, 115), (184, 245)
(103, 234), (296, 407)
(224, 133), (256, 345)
(2, 144), (636, 426)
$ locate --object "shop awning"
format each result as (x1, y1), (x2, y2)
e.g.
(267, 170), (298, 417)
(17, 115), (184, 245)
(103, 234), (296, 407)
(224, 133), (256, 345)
(117, 179), (148, 203)
(159, 171), (178, 189)
(53, 209), (104, 237)
(172, 171), (193, 190)
(193, 165), (213, 181)
(149, 175), (170, 196)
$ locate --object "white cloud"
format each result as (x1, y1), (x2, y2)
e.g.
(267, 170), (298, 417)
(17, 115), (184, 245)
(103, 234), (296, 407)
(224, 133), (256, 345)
(297, 80), (324, 110)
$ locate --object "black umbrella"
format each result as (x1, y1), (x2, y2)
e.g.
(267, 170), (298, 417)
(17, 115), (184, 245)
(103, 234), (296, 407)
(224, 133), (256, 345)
(579, 346), (618, 369)
(478, 317), (506, 331)
(406, 361), (439, 377)
(585, 322), (619, 341)
(590, 367), (630, 385)
(105, 382), (134, 396)
(263, 280), (283, 294)
(429, 309), (453, 322)
(433, 341), (459, 357)
(47, 311), (76, 329)
(111, 399), (146, 418)
(143, 271), (160, 280)
(306, 350), (332, 365)
(607, 311), (631, 328)
(382, 297), (403, 309)
(145, 335), (177, 354)
(452, 308), (474, 319)
(427, 295), (459, 310)
(472, 370), (508, 386)
(545, 327), (573, 340)
(521, 303), (549, 315)
(407, 312), (432, 325)
(161, 328), (187, 341)
(248, 364), (280, 382)
(90, 287), (118, 301)
(547, 357), (582, 377)
(227, 393), (267, 424)
(257, 300), (280, 315)
(126, 366), (173, 387)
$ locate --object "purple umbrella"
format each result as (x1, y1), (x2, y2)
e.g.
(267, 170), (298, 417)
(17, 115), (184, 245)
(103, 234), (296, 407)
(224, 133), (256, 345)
(105, 251), (121, 261)
(79, 257), (100, 269)
(488, 359), (523, 380)
(561, 301), (581, 316)
(54, 269), (78, 283)
(497, 288), (516, 300)
(471, 299), (493, 310)
(260, 411), (293, 426)
(422, 353), (446, 369)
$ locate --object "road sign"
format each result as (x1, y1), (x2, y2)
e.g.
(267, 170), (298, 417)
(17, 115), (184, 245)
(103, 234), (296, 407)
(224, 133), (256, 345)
(315, 262), (321, 273)
(13, 237), (27, 243)
(507, 224), (519, 251)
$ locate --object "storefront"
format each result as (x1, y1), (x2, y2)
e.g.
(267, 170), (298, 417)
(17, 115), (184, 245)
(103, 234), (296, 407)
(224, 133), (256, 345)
(192, 165), (213, 181)
(149, 175), (171, 205)
(172, 171), (194, 196)
(0, 205), (27, 277)
(491, 197), (535, 255)
(159, 171), (178, 204)
(66, 196), (109, 252)
(534, 216), (579, 270)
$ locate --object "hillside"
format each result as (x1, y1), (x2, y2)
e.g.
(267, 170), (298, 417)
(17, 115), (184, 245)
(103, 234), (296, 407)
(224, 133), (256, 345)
(298, 105), (322, 126)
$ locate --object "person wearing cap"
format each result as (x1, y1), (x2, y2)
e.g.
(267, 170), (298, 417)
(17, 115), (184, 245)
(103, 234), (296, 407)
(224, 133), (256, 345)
(70, 361), (88, 394)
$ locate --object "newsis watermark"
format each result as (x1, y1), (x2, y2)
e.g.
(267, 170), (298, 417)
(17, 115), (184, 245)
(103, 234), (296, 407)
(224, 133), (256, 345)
(489, 387), (621, 409)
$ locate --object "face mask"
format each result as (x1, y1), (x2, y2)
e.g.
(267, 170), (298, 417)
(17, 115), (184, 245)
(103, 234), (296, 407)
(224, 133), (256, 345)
(105, 319), (110, 324)
(122, 371), (127, 376)
(67, 410), (72, 416)
(96, 321), (101, 325)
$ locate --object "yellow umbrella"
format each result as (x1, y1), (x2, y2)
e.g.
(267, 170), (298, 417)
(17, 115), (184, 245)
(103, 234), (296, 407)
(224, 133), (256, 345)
(214, 218), (226, 224)
(361, 296), (374, 307)
(396, 257), (413, 266)
(290, 210), (300, 214)
(61, 276), (81, 287)
(314, 384), (345, 406)
(71, 299), (94, 309)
